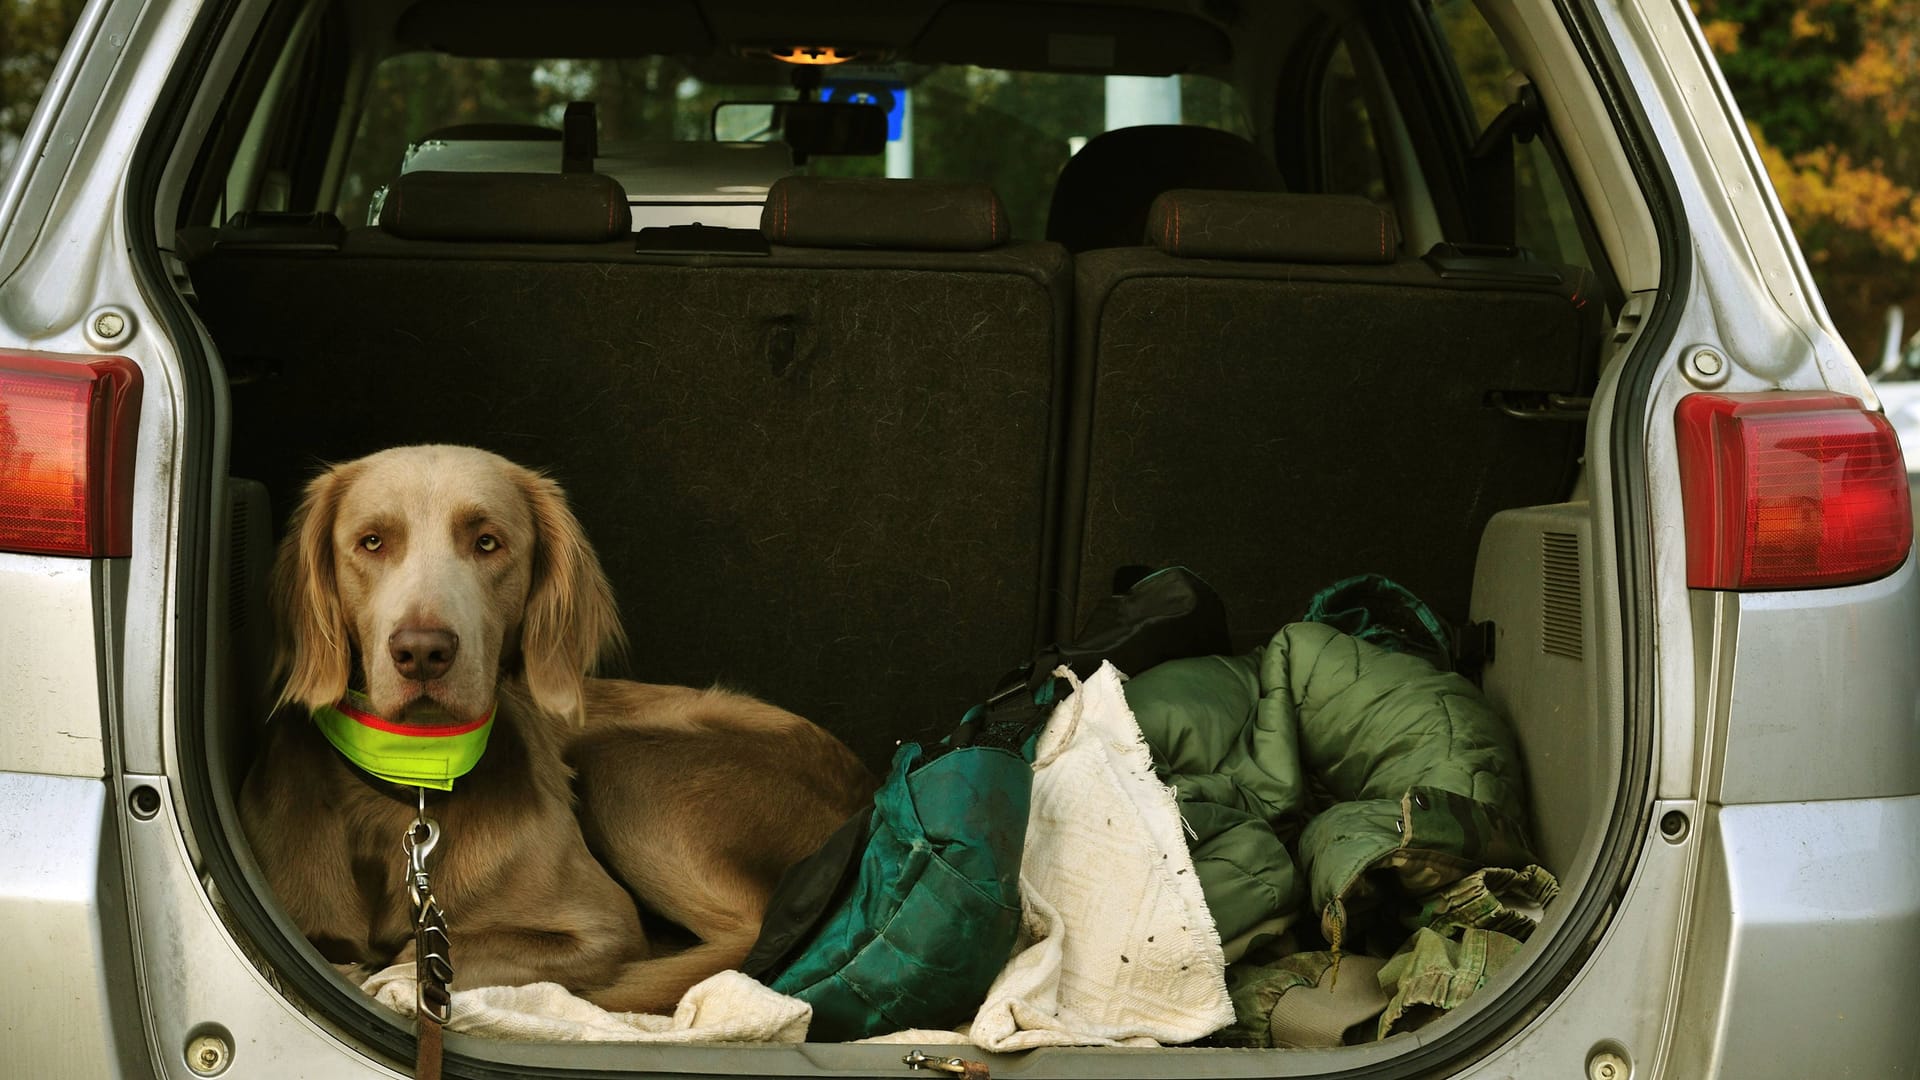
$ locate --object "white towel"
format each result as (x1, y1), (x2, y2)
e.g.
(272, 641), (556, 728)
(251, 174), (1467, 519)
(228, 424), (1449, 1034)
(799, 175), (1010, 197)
(362, 967), (809, 1043)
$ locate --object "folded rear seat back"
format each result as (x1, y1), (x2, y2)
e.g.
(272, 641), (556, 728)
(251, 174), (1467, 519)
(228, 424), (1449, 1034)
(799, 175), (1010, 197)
(190, 173), (1069, 766)
(1063, 188), (1601, 645)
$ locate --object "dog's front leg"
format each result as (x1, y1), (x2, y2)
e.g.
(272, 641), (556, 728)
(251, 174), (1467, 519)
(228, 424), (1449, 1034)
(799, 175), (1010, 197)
(381, 917), (650, 997)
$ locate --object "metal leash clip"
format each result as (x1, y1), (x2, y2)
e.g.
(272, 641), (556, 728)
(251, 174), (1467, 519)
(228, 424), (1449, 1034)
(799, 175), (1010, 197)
(903, 1049), (991, 1080)
(404, 790), (454, 1027)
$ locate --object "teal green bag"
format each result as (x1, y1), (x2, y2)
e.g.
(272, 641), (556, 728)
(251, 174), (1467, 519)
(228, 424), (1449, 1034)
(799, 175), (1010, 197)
(765, 741), (1030, 1041)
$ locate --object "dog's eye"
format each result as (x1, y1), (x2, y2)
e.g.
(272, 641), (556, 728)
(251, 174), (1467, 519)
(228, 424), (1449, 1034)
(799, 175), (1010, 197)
(476, 534), (500, 554)
(360, 534), (382, 552)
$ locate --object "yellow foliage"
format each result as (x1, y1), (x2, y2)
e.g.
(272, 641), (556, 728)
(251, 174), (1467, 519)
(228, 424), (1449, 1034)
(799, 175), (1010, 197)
(1834, 38), (1908, 119)
(1789, 9), (1835, 40)
(1701, 18), (1742, 55)
(1753, 122), (1920, 262)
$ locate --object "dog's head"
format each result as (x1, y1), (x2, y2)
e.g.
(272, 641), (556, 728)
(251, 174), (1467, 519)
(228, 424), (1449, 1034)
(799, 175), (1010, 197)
(270, 445), (625, 725)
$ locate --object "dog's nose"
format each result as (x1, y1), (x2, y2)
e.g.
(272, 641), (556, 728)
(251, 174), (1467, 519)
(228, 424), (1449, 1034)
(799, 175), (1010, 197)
(389, 627), (459, 682)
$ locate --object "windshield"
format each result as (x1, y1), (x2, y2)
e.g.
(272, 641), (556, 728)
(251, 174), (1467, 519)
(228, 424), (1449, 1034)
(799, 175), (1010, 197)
(338, 54), (1252, 241)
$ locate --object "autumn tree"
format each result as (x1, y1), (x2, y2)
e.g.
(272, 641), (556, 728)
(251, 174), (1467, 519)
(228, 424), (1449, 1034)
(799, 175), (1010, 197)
(1697, 0), (1920, 362)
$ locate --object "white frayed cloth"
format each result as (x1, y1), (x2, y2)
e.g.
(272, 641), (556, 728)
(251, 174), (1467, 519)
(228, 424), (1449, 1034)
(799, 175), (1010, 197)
(362, 967), (809, 1043)
(960, 662), (1231, 1049)
(361, 662), (1230, 1048)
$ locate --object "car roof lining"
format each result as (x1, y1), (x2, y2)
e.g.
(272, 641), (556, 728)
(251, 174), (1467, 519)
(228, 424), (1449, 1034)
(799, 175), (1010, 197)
(364, 0), (1282, 76)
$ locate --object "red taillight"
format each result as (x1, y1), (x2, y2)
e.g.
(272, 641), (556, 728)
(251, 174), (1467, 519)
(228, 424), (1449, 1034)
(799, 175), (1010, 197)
(0, 353), (142, 558)
(1676, 391), (1912, 590)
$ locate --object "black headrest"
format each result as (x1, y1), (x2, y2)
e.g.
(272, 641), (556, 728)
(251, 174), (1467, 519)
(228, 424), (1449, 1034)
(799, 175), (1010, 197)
(380, 171), (631, 242)
(1146, 190), (1399, 264)
(1045, 125), (1284, 253)
(761, 176), (1010, 251)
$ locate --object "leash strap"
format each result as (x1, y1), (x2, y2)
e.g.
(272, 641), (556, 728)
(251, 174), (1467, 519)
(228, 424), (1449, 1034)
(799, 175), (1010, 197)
(405, 788), (453, 1080)
(415, 1016), (443, 1080)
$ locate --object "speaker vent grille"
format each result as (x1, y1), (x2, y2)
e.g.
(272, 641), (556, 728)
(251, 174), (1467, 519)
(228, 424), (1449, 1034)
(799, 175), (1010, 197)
(1541, 531), (1582, 659)
(229, 494), (253, 635)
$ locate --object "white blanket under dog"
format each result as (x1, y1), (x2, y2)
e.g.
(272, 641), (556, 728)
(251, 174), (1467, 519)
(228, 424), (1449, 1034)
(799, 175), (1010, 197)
(363, 967), (810, 1043)
(364, 663), (1232, 1048)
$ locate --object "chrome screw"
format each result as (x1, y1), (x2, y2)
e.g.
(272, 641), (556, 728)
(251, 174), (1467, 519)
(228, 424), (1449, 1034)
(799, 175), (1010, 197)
(1588, 1049), (1630, 1080)
(1684, 346), (1731, 388)
(85, 307), (135, 350)
(185, 1033), (230, 1075)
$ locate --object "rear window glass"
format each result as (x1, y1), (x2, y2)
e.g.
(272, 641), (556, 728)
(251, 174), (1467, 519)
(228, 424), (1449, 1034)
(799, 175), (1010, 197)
(337, 54), (1252, 241)
(1429, 0), (1590, 268)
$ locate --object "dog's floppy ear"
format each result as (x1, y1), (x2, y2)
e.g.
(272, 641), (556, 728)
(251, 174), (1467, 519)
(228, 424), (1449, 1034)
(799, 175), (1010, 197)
(516, 468), (625, 723)
(271, 463), (357, 714)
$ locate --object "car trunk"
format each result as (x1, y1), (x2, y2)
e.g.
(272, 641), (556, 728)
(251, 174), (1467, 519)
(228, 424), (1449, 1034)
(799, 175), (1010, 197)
(182, 193), (1620, 1071)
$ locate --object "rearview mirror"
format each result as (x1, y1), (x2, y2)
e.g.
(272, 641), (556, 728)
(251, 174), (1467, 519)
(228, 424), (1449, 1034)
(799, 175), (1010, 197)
(711, 100), (887, 157)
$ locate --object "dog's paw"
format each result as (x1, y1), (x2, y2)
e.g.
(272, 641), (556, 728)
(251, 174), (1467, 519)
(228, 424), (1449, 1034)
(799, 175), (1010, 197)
(332, 960), (380, 985)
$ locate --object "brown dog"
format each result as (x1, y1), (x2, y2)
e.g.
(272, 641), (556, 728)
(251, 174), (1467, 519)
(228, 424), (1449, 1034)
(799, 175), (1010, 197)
(240, 445), (876, 1013)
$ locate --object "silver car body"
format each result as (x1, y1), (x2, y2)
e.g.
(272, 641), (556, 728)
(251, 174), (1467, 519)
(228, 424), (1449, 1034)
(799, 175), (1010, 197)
(1, 0), (1915, 1077)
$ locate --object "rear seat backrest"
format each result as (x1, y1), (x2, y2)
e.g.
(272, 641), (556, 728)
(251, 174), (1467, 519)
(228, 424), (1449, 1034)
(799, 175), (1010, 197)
(1063, 189), (1600, 644)
(191, 175), (1069, 766)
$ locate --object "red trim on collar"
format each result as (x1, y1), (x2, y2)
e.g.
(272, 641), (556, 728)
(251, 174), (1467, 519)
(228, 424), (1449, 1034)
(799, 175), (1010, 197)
(335, 698), (493, 738)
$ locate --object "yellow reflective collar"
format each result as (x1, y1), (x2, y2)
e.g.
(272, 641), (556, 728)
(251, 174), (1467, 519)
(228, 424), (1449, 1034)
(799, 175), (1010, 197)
(312, 690), (494, 791)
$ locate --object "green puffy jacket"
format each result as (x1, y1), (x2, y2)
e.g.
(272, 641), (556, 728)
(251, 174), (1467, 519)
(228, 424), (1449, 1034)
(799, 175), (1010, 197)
(1123, 622), (1541, 961)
